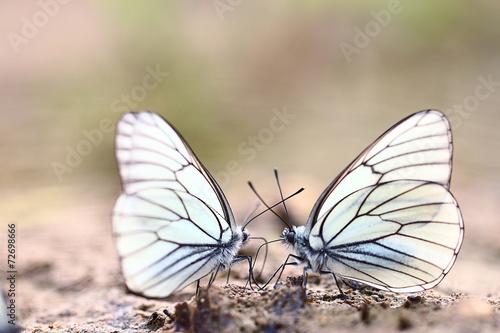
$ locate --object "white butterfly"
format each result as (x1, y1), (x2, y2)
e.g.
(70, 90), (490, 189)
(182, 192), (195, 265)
(112, 111), (249, 298)
(281, 110), (464, 293)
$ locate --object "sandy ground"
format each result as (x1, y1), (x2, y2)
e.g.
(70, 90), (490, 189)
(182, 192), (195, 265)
(11, 192), (500, 333)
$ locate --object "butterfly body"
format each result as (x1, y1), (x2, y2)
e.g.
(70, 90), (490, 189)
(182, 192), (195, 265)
(281, 110), (464, 293)
(214, 227), (249, 270)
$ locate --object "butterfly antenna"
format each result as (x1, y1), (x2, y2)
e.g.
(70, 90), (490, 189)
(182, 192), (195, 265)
(244, 182), (304, 229)
(242, 201), (261, 228)
(274, 168), (292, 228)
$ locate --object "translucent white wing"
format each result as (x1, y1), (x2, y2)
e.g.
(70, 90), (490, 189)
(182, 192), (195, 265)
(112, 111), (243, 298)
(306, 110), (464, 292)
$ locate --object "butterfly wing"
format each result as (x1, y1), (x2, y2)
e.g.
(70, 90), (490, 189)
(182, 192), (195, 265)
(307, 110), (464, 292)
(112, 111), (240, 298)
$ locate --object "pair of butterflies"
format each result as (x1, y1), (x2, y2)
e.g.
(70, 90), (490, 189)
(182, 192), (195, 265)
(112, 110), (464, 298)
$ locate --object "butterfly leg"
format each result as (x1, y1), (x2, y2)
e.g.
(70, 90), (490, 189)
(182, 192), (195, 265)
(226, 267), (232, 285)
(261, 263), (281, 288)
(319, 269), (346, 299)
(266, 254), (302, 288)
(245, 255), (257, 290)
(208, 267), (220, 287)
(195, 279), (201, 296)
(302, 266), (309, 290)
(249, 236), (269, 282)
(226, 255), (256, 291)
(331, 272), (347, 300)
(318, 269), (358, 307)
(235, 255), (255, 291)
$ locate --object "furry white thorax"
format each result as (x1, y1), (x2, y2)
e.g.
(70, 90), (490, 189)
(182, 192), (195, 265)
(218, 226), (248, 270)
(281, 225), (328, 273)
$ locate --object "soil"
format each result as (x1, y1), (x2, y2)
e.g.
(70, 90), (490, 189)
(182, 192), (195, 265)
(12, 192), (500, 333)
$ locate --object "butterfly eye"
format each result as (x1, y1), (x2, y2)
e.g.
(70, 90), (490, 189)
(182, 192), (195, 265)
(284, 229), (296, 244)
(242, 230), (250, 242)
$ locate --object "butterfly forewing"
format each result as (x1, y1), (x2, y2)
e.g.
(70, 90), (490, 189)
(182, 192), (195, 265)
(112, 111), (240, 298)
(305, 110), (463, 292)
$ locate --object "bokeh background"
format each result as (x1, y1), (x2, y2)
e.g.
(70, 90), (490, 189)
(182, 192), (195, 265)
(1, 0), (500, 326)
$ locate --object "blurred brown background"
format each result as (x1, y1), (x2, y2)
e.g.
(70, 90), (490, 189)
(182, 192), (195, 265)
(1, 0), (499, 323)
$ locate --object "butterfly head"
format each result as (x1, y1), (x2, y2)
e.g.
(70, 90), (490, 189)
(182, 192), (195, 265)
(281, 225), (308, 249)
(281, 227), (296, 246)
(282, 225), (307, 248)
(241, 229), (250, 244)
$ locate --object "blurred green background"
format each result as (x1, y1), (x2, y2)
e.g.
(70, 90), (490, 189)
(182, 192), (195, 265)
(1, 1), (499, 297)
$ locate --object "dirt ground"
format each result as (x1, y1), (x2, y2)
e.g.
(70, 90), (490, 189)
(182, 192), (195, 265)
(12, 191), (500, 333)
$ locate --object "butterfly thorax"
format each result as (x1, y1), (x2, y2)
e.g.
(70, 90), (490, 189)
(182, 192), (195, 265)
(217, 226), (248, 270)
(281, 226), (328, 273)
